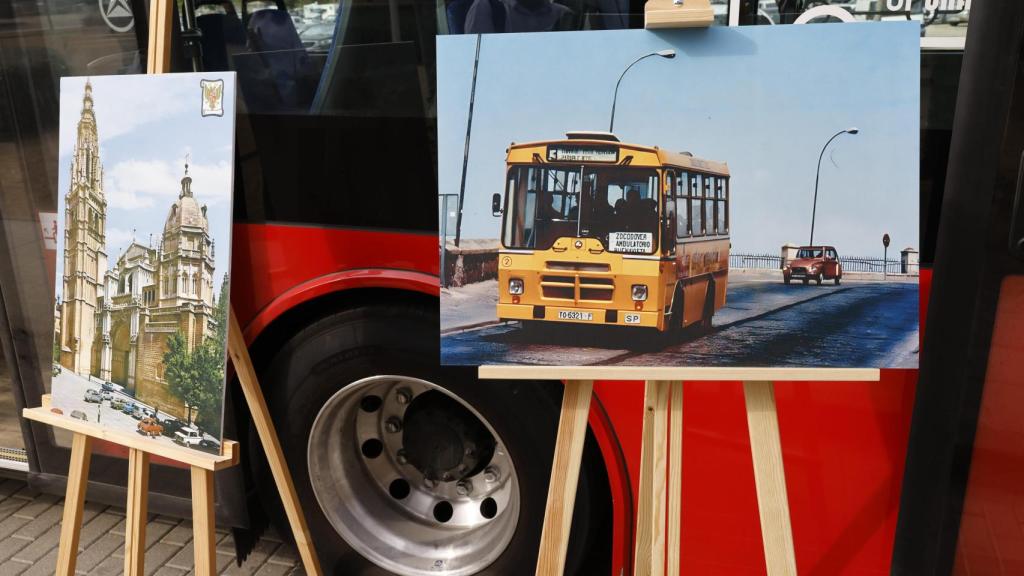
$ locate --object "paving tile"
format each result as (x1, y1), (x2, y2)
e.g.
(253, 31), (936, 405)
(216, 551), (237, 573)
(144, 542), (184, 576)
(0, 559), (31, 576)
(164, 540), (194, 571)
(14, 525), (63, 563)
(88, 554), (124, 576)
(11, 493), (59, 519)
(153, 567), (189, 576)
(14, 503), (65, 539)
(252, 561), (293, 576)
(79, 509), (125, 548)
(266, 544), (298, 566)
(0, 513), (33, 541)
(0, 480), (28, 500)
(145, 518), (178, 549)
(20, 545), (58, 576)
(161, 522), (194, 547)
(75, 532), (124, 572)
(0, 534), (32, 562)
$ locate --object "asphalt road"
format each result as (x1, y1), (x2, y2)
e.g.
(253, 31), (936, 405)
(441, 278), (919, 368)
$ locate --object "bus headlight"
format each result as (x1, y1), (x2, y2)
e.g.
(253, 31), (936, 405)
(631, 284), (648, 301)
(508, 278), (524, 295)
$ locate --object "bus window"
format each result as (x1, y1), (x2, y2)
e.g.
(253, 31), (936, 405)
(676, 170), (690, 237)
(704, 175), (714, 234)
(690, 173), (703, 235)
(717, 177), (728, 233)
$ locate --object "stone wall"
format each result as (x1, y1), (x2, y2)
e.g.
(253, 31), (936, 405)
(442, 239), (500, 287)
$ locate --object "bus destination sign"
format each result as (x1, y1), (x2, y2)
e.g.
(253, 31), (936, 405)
(547, 145), (619, 163)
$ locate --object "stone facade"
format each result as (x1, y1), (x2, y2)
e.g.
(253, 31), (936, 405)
(58, 83), (218, 420)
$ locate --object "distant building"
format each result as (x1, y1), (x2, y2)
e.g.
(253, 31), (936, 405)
(58, 83), (217, 419)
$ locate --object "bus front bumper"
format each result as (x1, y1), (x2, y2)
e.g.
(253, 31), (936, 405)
(497, 303), (662, 328)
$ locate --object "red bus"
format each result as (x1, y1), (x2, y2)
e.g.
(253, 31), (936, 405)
(0, 0), (984, 575)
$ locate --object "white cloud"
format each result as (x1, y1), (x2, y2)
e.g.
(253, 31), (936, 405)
(105, 227), (134, 252)
(104, 158), (232, 211)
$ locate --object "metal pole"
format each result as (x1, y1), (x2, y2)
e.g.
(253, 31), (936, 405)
(884, 246), (887, 279)
(609, 50), (675, 133)
(809, 129), (850, 246)
(440, 196), (449, 288)
(454, 35), (482, 248)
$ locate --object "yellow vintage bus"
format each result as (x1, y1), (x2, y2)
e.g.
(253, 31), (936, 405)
(492, 131), (729, 334)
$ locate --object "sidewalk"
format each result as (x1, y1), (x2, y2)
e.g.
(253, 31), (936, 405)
(0, 478), (303, 575)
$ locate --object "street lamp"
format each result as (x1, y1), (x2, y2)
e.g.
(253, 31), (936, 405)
(609, 49), (676, 133)
(809, 127), (858, 246)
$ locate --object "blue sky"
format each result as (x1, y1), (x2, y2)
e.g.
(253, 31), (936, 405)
(56, 73), (235, 300)
(438, 23), (919, 257)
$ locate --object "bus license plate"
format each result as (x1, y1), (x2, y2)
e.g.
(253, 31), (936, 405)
(558, 311), (593, 322)
(624, 314), (641, 324)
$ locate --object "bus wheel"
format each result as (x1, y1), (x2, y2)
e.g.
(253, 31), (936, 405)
(815, 273), (823, 286)
(248, 303), (610, 575)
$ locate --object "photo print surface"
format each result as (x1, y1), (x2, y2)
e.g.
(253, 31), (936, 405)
(439, 24), (920, 368)
(52, 73), (236, 454)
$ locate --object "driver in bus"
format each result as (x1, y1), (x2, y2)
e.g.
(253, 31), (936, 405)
(537, 190), (561, 221)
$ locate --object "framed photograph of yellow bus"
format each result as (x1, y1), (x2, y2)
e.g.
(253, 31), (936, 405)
(439, 25), (920, 368)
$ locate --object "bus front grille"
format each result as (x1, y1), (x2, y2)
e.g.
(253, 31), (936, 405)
(580, 277), (614, 301)
(541, 276), (575, 299)
(546, 261), (611, 272)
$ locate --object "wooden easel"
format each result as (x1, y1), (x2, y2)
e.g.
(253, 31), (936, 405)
(644, 0), (715, 29)
(479, 366), (880, 576)
(24, 2), (323, 574)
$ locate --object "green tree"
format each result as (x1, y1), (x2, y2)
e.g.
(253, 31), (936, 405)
(213, 274), (229, 357)
(192, 339), (225, 437)
(164, 331), (204, 426)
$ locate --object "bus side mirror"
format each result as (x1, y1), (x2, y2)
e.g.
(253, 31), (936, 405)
(492, 193), (502, 217)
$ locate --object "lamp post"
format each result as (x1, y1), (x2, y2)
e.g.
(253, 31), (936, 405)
(809, 127), (858, 246)
(609, 49), (676, 133)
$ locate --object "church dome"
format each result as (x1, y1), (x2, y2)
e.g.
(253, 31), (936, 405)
(163, 161), (209, 235)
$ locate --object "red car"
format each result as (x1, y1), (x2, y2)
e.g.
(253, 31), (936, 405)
(783, 245), (843, 285)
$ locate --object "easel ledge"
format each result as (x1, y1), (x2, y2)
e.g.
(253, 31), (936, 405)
(23, 395), (238, 471)
(480, 365), (880, 382)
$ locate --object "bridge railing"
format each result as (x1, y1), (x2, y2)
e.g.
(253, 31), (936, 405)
(730, 253), (907, 275)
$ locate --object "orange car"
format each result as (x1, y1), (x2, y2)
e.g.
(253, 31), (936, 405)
(784, 245), (843, 285)
(137, 417), (163, 437)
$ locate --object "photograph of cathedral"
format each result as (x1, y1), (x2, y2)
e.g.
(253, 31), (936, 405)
(51, 73), (236, 454)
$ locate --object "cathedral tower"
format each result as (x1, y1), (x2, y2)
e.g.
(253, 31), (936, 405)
(59, 80), (108, 377)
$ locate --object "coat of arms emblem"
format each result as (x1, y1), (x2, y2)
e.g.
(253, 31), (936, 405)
(200, 79), (224, 117)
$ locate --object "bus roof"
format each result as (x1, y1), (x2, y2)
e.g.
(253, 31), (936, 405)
(507, 135), (729, 175)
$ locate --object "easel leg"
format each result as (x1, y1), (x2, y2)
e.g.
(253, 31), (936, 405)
(123, 448), (150, 576)
(634, 380), (670, 576)
(191, 467), (216, 576)
(666, 381), (684, 576)
(55, 433), (92, 576)
(534, 379), (593, 576)
(228, 310), (323, 576)
(743, 381), (797, 576)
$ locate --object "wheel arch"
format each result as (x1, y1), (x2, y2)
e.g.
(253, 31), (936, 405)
(232, 273), (631, 576)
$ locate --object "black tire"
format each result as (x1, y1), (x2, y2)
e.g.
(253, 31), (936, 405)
(834, 275), (841, 285)
(248, 302), (610, 575)
(802, 278), (809, 285)
(783, 275), (791, 285)
(815, 273), (823, 285)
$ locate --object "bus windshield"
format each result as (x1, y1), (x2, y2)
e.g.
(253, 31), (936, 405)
(502, 165), (660, 254)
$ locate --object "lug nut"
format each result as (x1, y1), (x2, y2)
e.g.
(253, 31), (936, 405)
(456, 480), (473, 496)
(396, 388), (412, 405)
(483, 466), (499, 483)
(396, 450), (408, 465)
(385, 417), (403, 433)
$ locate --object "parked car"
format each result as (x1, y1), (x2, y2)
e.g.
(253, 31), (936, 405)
(49, 407), (63, 416)
(121, 401), (135, 415)
(137, 417), (163, 437)
(84, 389), (102, 403)
(130, 406), (145, 420)
(51, 363), (61, 377)
(101, 381), (113, 392)
(783, 245), (843, 285)
(110, 398), (125, 411)
(160, 419), (187, 439)
(69, 410), (87, 421)
(173, 426), (204, 447)
(198, 438), (221, 451)
(101, 390), (112, 402)
(299, 23), (335, 52)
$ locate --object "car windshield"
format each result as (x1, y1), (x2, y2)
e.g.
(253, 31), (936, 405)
(797, 248), (824, 258)
(502, 165), (660, 254)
